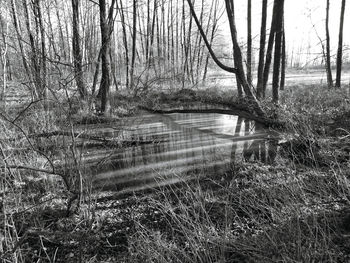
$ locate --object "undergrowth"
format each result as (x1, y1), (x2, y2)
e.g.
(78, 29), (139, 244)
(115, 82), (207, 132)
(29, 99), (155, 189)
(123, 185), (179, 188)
(2, 84), (350, 262)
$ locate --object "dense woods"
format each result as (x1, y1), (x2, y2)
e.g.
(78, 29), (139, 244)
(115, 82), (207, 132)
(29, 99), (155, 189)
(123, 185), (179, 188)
(1, 0), (350, 262)
(0, 0), (349, 109)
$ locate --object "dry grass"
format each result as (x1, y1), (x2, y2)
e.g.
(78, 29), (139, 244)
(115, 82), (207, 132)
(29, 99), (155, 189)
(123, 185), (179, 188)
(2, 83), (350, 262)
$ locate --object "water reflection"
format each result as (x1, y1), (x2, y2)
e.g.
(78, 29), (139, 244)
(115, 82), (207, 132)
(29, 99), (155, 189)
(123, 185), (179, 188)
(87, 112), (277, 191)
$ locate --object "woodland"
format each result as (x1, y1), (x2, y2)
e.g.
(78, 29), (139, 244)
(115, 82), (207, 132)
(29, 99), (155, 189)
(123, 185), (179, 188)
(1, 0), (350, 262)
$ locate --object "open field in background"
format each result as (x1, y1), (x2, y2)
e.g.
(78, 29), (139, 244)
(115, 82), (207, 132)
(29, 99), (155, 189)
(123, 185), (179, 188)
(206, 69), (350, 90)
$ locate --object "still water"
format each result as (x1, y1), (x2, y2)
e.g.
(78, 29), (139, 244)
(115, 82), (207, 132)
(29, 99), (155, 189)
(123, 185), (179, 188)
(76, 112), (277, 192)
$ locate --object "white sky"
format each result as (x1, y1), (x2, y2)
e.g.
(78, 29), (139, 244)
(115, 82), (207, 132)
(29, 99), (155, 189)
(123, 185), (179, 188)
(218, 0), (349, 66)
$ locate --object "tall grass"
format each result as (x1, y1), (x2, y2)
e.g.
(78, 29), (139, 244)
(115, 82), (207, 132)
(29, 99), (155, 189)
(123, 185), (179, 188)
(127, 156), (350, 262)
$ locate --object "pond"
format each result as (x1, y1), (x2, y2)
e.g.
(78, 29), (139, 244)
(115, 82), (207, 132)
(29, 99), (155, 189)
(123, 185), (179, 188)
(74, 111), (277, 193)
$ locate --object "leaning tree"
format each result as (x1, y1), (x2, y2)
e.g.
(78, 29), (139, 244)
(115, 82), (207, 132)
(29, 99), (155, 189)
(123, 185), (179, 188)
(186, 0), (265, 117)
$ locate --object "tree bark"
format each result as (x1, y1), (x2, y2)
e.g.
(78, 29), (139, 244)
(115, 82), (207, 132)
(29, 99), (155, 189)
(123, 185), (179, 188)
(22, 0), (41, 98)
(98, 0), (115, 114)
(186, 0), (237, 74)
(262, 0), (278, 98)
(325, 0), (333, 88)
(256, 0), (267, 99)
(335, 0), (346, 88)
(72, 0), (88, 99)
(130, 0), (137, 89)
(280, 25), (286, 91)
(272, 0), (284, 103)
(186, 0), (264, 116)
(247, 0), (252, 85)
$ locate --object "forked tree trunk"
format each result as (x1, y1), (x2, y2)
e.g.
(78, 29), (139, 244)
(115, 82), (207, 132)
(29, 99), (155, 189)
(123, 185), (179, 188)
(186, 0), (264, 116)
(225, 0), (256, 100)
(262, 0), (279, 98)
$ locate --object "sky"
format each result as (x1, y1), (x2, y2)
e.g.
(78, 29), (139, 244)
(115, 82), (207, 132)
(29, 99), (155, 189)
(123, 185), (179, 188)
(218, 0), (349, 66)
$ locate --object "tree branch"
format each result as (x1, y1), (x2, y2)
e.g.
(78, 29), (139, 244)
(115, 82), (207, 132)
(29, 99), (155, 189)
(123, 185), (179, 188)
(186, 0), (237, 74)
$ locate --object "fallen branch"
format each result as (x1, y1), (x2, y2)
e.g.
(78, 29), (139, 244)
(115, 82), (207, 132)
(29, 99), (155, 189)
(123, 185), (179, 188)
(0, 165), (66, 178)
(29, 130), (167, 146)
(139, 106), (278, 126)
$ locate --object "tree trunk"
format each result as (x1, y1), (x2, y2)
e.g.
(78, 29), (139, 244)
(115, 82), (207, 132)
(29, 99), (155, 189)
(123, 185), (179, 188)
(280, 25), (286, 91)
(335, 0), (346, 88)
(225, 1), (255, 98)
(98, 0), (113, 114)
(130, 0), (137, 89)
(118, 0), (129, 89)
(10, 0), (31, 85)
(203, 0), (219, 81)
(22, 0), (41, 98)
(72, 0), (88, 99)
(272, 0), (284, 103)
(325, 0), (333, 88)
(256, 0), (267, 99)
(262, 0), (278, 98)
(54, 0), (67, 61)
(247, 0), (252, 85)
(186, 0), (264, 116)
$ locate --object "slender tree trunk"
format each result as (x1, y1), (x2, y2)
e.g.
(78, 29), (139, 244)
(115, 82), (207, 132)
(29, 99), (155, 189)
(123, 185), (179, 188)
(225, 0), (254, 98)
(335, 0), (346, 88)
(0, 18), (8, 101)
(22, 0), (40, 98)
(272, 0), (284, 103)
(130, 0), (137, 89)
(55, 0), (67, 60)
(10, 0), (31, 84)
(256, 0), (267, 99)
(280, 24), (286, 91)
(46, 2), (58, 60)
(34, 0), (47, 100)
(150, 0), (157, 71)
(98, 0), (114, 114)
(118, 0), (129, 88)
(325, 0), (333, 88)
(262, 0), (278, 98)
(72, 0), (88, 99)
(203, 0), (219, 81)
(247, 0), (252, 85)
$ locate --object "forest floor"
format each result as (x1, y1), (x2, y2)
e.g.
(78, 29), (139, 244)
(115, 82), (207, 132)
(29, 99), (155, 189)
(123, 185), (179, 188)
(2, 83), (350, 262)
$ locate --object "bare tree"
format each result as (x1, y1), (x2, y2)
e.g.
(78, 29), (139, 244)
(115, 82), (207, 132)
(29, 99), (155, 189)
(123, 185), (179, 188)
(32, 0), (47, 100)
(272, 0), (284, 103)
(325, 0), (333, 88)
(262, 0), (278, 98)
(246, 0), (252, 85)
(335, 0), (346, 88)
(72, 0), (88, 99)
(0, 13), (8, 101)
(130, 0), (137, 89)
(256, 0), (267, 99)
(98, 0), (116, 114)
(117, 0), (129, 88)
(186, 0), (264, 116)
(280, 23), (286, 91)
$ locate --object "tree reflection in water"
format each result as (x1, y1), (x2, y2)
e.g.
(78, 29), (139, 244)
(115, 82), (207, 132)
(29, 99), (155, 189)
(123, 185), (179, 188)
(89, 112), (277, 191)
